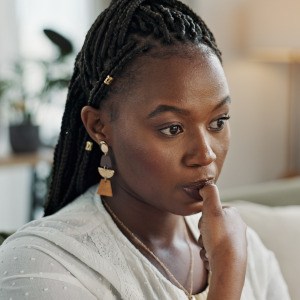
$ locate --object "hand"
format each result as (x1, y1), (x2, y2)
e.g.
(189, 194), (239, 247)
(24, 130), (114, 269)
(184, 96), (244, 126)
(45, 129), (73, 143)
(198, 184), (247, 273)
(198, 184), (247, 299)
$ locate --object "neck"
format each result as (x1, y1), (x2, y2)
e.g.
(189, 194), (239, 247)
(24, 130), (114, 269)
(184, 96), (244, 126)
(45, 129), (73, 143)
(102, 188), (186, 246)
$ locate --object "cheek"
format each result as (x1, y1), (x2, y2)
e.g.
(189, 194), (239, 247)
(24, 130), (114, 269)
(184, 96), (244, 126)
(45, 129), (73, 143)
(223, 126), (231, 156)
(215, 129), (231, 168)
(112, 126), (174, 185)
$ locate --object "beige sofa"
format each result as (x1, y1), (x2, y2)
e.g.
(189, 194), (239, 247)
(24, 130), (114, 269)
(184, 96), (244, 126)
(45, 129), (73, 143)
(222, 177), (300, 300)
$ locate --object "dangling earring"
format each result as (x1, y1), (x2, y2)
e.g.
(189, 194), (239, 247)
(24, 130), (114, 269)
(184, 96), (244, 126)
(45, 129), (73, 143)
(97, 141), (115, 197)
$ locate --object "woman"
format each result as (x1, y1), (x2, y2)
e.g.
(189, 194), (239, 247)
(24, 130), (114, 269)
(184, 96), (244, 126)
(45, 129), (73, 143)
(0, 0), (290, 299)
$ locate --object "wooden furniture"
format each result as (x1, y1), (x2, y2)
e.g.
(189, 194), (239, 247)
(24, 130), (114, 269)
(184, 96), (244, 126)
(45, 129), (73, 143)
(0, 148), (54, 225)
(0, 148), (53, 167)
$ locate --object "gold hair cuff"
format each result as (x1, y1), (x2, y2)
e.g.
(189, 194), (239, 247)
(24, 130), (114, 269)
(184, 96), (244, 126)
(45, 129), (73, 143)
(104, 75), (113, 85)
(85, 141), (93, 151)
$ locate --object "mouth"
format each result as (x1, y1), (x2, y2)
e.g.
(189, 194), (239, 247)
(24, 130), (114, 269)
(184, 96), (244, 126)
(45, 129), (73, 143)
(182, 179), (215, 201)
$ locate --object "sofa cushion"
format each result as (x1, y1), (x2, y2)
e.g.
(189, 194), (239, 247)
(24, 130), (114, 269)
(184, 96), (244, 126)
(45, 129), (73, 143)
(228, 201), (300, 300)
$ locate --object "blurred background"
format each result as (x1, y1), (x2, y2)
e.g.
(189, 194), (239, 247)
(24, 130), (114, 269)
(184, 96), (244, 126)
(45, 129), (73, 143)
(0, 0), (299, 231)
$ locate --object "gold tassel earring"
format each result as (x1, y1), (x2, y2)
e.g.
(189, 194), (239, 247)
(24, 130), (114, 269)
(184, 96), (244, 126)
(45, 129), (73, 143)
(97, 141), (115, 197)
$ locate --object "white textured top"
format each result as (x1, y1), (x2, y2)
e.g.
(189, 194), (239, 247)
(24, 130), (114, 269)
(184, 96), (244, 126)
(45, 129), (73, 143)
(0, 185), (290, 299)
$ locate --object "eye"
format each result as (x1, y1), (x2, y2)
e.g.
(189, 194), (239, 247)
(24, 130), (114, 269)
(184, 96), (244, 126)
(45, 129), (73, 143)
(209, 116), (231, 131)
(160, 124), (183, 136)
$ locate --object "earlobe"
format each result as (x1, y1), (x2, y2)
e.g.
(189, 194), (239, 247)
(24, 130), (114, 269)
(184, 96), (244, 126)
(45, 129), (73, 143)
(81, 106), (107, 143)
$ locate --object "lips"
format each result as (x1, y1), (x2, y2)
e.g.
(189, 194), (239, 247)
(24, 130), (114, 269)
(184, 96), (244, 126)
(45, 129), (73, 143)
(182, 179), (214, 201)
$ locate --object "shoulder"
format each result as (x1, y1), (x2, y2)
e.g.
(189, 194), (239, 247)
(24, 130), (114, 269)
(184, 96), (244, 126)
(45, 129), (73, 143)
(0, 233), (99, 299)
(1, 186), (115, 264)
(0, 185), (119, 299)
(4, 185), (102, 243)
(0, 185), (106, 273)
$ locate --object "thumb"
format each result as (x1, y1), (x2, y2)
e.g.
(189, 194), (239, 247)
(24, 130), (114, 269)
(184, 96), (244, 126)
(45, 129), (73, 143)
(199, 184), (223, 216)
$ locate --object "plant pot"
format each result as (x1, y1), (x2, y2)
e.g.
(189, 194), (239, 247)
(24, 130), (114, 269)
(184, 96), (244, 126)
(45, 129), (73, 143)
(9, 124), (40, 153)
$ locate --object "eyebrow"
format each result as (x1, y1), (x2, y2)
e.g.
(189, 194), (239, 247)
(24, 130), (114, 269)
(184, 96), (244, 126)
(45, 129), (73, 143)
(147, 105), (190, 119)
(213, 95), (231, 111)
(147, 96), (231, 119)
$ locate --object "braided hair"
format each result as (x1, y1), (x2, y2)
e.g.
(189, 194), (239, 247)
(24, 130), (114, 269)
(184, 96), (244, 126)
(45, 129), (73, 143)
(44, 0), (222, 216)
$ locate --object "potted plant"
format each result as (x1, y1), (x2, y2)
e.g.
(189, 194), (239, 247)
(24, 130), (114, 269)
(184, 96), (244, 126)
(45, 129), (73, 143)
(5, 61), (39, 153)
(0, 29), (74, 153)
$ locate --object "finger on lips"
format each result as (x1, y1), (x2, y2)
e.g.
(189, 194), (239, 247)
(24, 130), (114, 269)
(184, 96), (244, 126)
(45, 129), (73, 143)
(199, 183), (223, 216)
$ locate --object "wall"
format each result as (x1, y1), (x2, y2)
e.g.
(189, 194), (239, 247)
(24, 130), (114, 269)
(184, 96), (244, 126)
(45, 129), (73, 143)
(89, 0), (110, 21)
(294, 65), (300, 171)
(0, 0), (19, 73)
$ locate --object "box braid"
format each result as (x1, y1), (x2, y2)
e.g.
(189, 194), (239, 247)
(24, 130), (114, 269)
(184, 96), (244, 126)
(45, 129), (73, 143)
(44, 0), (222, 216)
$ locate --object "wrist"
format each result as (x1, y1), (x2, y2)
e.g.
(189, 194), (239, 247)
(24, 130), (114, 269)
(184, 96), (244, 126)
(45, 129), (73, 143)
(209, 241), (247, 272)
(207, 249), (247, 300)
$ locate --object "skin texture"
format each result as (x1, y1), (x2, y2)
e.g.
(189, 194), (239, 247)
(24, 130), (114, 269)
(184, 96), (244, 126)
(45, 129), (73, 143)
(81, 45), (247, 297)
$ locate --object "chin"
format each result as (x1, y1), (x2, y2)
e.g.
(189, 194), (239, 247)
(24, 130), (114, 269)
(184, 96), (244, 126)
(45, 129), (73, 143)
(172, 201), (204, 217)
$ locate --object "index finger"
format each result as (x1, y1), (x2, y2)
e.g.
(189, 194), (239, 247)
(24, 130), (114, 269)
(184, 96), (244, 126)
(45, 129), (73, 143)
(199, 184), (223, 217)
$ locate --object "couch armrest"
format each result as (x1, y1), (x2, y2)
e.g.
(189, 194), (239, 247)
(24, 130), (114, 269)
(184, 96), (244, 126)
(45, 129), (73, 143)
(221, 177), (300, 206)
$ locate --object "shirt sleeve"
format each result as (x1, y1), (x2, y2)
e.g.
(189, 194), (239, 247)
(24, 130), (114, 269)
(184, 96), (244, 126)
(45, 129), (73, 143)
(266, 251), (291, 300)
(0, 236), (117, 300)
(246, 227), (291, 300)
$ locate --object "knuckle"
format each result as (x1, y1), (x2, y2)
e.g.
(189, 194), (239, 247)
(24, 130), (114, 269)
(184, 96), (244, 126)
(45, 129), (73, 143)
(198, 217), (203, 229)
(198, 235), (204, 247)
(212, 208), (223, 217)
(205, 261), (210, 271)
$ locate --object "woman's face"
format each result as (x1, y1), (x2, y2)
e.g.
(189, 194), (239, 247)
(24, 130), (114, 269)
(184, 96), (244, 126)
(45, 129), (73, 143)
(106, 46), (230, 215)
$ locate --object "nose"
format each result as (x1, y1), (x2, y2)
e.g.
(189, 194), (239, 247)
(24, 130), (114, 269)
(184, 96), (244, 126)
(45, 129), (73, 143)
(183, 130), (217, 167)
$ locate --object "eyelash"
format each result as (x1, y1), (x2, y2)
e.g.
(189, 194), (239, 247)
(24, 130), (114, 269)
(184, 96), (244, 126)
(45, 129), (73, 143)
(159, 124), (183, 136)
(159, 115), (231, 136)
(209, 115), (231, 132)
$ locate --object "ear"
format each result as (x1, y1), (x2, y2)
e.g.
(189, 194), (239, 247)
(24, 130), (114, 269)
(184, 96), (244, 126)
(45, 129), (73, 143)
(81, 106), (111, 144)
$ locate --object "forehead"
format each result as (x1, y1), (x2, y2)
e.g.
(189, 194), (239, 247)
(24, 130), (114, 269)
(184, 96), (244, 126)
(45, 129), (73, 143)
(111, 45), (229, 112)
(150, 49), (223, 90)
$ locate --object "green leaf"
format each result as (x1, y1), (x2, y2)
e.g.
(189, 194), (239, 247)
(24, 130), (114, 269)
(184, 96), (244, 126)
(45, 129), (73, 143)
(43, 29), (74, 58)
